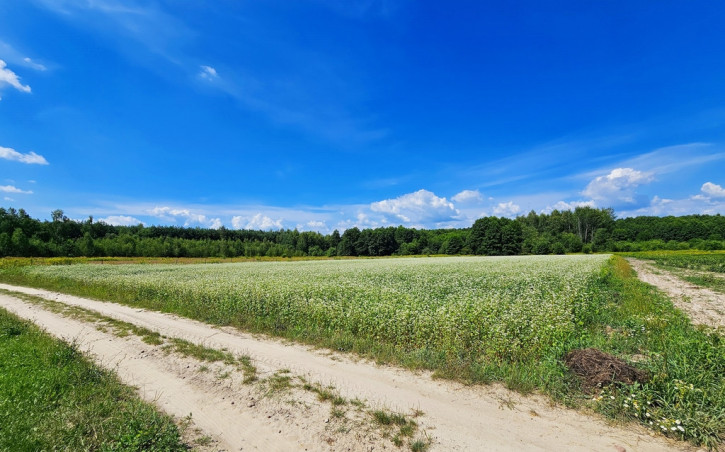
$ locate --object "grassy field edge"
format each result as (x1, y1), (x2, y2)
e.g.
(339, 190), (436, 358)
(0, 306), (186, 451)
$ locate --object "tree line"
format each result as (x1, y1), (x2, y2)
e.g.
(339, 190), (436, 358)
(1, 206), (723, 258)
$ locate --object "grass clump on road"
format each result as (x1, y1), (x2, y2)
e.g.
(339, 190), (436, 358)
(0, 307), (185, 451)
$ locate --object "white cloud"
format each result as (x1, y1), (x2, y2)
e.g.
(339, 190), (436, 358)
(619, 194), (725, 217)
(701, 182), (725, 198)
(23, 57), (47, 71)
(543, 200), (596, 213)
(148, 206), (218, 227)
(0, 60), (31, 98)
(234, 213), (284, 230)
(306, 220), (327, 230)
(370, 189), (459, 225)
(582, 167), (654, 203)
(0, 40), (49, 72)
(492, 201), (521, 217)
(0, 185), (32, 194)
(199, 65), (218, 80)
(452, 189), (483, 204)
(209, 218), (223, 229)
(230, 216), (244, 229)
(0, 146), (49, 165)
(98, 215), (143, 226)
(4, 197), (14, 202)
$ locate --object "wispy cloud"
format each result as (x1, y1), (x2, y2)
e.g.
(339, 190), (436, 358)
(199, 65), (218, 81)
(35, 0), (386, 146)
(23, 57), (47, 71)
(0, 40), (49, 71)
(0, 60), (31, 99)
(576, 143), (725, 180)
(34, 0), (193, 65)
(0, 185), (33, 194)
(0, 146), (50, 165)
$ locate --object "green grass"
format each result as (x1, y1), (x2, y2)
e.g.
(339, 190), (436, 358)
(2, 255), (724, 448)
(622, 250), (725, 273)
(679, 273), (725, 294)
(0, 307), (185, 451)
(578, 257), (725, 449)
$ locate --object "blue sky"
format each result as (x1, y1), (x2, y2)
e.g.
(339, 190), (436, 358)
(1, 1), (725, 232)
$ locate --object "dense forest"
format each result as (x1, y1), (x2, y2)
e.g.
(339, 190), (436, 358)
(0, 206), (724, 258)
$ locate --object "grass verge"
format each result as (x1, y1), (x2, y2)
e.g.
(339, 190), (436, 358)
(0, 307), (186, 451)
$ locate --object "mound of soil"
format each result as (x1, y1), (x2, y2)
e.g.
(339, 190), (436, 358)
(565, 348), (649, 390)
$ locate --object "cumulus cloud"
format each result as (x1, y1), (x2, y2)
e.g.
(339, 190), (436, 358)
(148, 206), (219, 227)
(619, 194), (725, 217)
(98, 215), (144, 226)
(233, 213), (283, 230)
(543, 200), (596, 213)
(701, 182), (725, 198)
(582, 168), (654, 204)
(0, 185), (32, 194)
(492, 201), (521, 217)
(370, 189), (459, 224)
(199, 65), (218, 80)
(0, 60), (31, 98)
(452, 189), (483, 204)
(0, 146), (49, 165)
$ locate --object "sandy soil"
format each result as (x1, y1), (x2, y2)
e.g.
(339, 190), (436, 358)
(0, 283), (697, 452)
(627, 258), (725, 330)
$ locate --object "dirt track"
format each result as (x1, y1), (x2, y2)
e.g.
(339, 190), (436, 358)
(626, 258), (725, 330)
(0, 283), (694, 451)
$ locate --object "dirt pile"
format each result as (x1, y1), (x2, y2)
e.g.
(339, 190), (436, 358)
(565, 348), (649, 390)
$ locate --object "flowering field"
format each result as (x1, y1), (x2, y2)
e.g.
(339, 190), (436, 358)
(7, 255), (609, 360)
(4, 254), (725, 447)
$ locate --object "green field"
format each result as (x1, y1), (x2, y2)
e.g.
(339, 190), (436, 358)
(1, 254), (724, 448)
(2, 255), (609, 361)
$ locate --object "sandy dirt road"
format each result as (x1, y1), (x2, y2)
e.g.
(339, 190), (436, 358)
(0, 283), (695, 452)
(626, 258), (725, 330)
